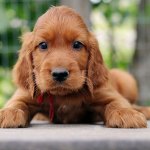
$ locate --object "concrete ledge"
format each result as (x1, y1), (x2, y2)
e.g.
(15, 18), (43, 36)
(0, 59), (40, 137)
(0, 121), (150, 150)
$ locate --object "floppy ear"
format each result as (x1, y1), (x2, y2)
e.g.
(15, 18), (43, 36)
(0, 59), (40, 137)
(87, 33), (108, 90)
(13, 32), (35, 97)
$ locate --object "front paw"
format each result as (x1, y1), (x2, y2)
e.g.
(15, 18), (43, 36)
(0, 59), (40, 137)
(0, 108), (28, 128)
(105, 108), (147, 128)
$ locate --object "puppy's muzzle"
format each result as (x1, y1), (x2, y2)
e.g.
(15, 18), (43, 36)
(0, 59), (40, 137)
(51, 68), (69, 82)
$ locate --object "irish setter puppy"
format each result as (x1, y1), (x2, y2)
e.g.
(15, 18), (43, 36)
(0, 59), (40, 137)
(1, 6), (149, 128)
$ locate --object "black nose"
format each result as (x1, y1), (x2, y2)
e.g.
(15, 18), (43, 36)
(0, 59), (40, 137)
(51, 68), (69, 82)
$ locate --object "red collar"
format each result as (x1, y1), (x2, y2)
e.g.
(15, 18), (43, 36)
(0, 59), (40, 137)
(37, 94), (54, 122)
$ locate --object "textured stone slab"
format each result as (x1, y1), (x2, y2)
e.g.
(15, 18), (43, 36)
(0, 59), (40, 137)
(0, 121), (150, 150)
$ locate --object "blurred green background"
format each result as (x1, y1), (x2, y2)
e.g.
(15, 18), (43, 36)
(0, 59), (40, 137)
(0, 0), (149, 107)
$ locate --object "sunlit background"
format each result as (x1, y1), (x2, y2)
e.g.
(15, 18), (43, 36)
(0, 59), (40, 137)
(0, 0), (149, 106)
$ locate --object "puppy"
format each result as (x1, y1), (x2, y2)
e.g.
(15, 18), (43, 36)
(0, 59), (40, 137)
(0, 6), (149, 128)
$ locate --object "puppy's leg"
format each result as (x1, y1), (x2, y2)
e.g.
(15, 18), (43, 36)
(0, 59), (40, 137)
(133, 105), (150, 120)
(92, 87), (147, 128)
(0, 89), (39, 128)
(104, 100), (147, 128)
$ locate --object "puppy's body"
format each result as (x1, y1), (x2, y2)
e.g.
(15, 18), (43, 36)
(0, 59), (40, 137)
(1, 6), (150, 128)
(110, 69), (138, 104)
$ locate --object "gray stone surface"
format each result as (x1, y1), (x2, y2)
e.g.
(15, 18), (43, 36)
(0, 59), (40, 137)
(0, 121), (150, 150)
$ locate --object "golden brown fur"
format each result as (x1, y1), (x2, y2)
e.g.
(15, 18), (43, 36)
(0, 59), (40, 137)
(110, 69), (138, 104)
(1, 6), (150, 128)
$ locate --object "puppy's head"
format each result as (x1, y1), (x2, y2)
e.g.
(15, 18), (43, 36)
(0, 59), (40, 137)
(13, 6), (107, 97)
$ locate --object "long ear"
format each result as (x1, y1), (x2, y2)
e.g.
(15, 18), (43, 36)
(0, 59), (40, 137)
(87, 33), (108, 90)
(13, 32), (35, 97)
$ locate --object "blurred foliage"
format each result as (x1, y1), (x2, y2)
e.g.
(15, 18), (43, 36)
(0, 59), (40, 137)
(91, 0), (138, 69)
(0, 68), (14, 108)
(0, 0), (59, 68)
(92, 0), (138, 24)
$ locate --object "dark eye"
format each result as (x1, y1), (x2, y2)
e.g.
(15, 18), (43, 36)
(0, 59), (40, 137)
(72, 41), (84, 50)
(38, 42), (48, 50)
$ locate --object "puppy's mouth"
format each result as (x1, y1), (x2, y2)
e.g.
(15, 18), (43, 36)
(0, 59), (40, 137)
(50, 87), (73, 96)
(49, 82), (83, 96)
(39, 68), (86, 96)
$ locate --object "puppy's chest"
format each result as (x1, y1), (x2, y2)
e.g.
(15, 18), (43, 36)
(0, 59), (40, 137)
(41, 94), (91, 123)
